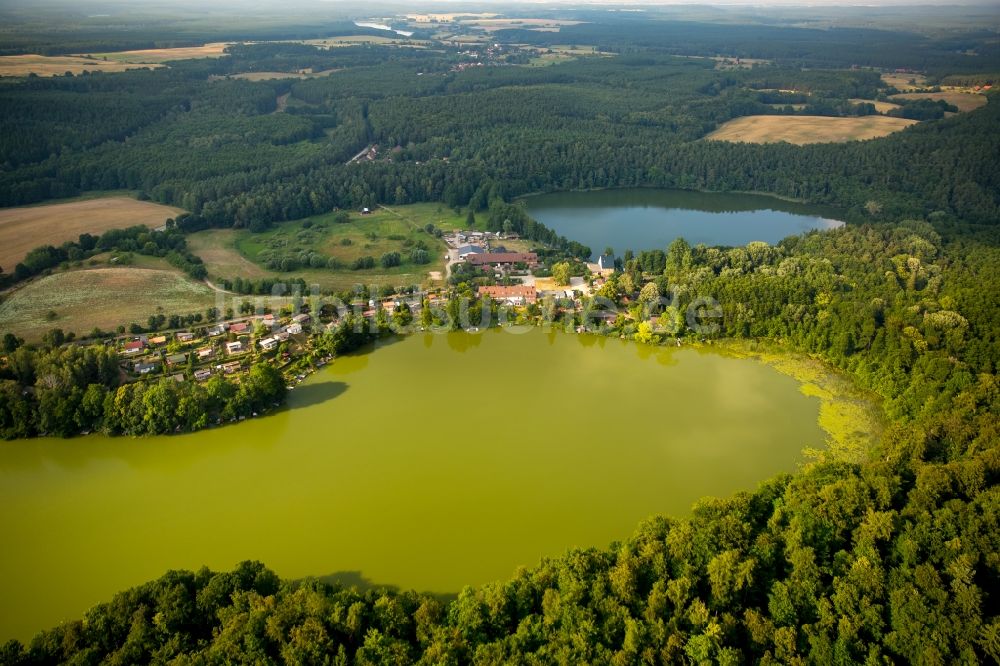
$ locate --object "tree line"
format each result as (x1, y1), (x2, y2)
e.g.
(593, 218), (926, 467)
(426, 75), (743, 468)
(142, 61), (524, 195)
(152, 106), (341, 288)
(0, 344), (285, 439)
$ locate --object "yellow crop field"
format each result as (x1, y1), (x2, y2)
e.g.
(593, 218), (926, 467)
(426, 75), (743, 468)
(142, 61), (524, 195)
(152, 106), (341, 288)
(705, 115), (917, 145)
(0, 54), (162, 77)
(849, 99), (902, 113)
(0, 196), (184, 271)
(890, 91), (987, 112)
(88, 43), (231, 64)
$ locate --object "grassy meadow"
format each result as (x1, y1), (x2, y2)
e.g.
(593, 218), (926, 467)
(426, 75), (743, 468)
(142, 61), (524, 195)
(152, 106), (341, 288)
(0, 268), (218, 340)
(188, 203), (473, 291)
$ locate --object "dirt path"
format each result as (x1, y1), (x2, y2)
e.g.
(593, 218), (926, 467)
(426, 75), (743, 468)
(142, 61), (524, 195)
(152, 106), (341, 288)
(275, 93), (290, 113)
(204, 278), (236, 295)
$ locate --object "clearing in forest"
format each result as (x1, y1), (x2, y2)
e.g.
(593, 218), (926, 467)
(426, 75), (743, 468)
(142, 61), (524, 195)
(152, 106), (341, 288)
(889, 91), (987, 112)
(849, 99), (902, 113)
(187, 204), (469, 292)
(705, 115), (917, 145)
(0, 196), (184, 271)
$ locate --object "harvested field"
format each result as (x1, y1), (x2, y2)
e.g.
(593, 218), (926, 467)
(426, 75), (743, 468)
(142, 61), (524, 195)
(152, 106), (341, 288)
(705, 115), (917, 145)
(294, 36), (429, 48)
(0, 268), (217, 340)
(222, 68), (341, 81)
(87, 43), (231, 64)
(461, 18), (582, 31)
(849, 99), (902, 113)
(890, 91), (987, 112)
(0, 196), (184, 271)
(0, 54), (161, 77)
(881, 72), (928, 91)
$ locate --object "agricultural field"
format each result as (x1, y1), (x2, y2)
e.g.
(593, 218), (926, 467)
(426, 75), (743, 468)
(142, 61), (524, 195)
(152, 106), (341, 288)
(405, 13), (499, 23)
(293, 36), (430, 49)
(890, 91), (987, 112)
(0, 55), (161, 77)
(456, 18), (582, 32)
(86, 43), (231, 64)
(705, 115), (917, 145)
(0, 268), (218, 340)
(186, 230), (275, 282)
(849, 98), (902, 113)
(221, 68), (341, 81)
(0, 196), (184, 271)
(524, 45), (611, 67)
(881, 72), (928, 91)
(189, 204), (472, 291)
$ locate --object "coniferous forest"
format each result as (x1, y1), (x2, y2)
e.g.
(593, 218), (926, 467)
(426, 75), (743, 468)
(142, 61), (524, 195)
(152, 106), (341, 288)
(0, 3), (998, 663)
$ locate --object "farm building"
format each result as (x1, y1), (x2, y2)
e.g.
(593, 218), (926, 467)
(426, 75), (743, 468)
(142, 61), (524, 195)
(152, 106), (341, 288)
(457, 245), (485, 259)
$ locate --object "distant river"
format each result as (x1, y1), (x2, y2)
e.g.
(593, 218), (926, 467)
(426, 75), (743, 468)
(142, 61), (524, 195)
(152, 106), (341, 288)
(0, 329), (825, 641)
(524, 188), (844, 256)
(353, 20), (414, 37)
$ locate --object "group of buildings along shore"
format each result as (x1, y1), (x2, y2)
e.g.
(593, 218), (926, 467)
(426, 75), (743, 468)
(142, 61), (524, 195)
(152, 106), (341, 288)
(112, 228), (618, 387)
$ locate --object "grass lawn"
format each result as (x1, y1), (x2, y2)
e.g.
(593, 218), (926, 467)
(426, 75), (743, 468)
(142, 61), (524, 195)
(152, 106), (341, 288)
(189, 203), (478, 292)
(0, 268), (218, 341)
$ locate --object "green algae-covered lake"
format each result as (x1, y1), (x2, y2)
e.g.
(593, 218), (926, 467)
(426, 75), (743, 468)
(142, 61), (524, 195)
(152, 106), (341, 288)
(0, 329), (826, 640)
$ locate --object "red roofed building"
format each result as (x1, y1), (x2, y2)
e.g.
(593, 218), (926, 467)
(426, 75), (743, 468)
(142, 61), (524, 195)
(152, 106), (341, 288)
(477, 285), (538, 305)
(123, 340), (146, 354)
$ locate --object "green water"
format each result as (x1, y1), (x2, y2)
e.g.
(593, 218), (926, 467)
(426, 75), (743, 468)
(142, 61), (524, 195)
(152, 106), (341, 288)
(0, 329), (826, 641)
(524, 188), (844, 256)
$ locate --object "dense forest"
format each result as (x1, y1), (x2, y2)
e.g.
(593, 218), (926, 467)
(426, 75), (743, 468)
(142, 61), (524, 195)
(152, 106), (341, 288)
(1, 43), (997, 230)
(0, 343), (286, 438)
(0, 12), (998, 663)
